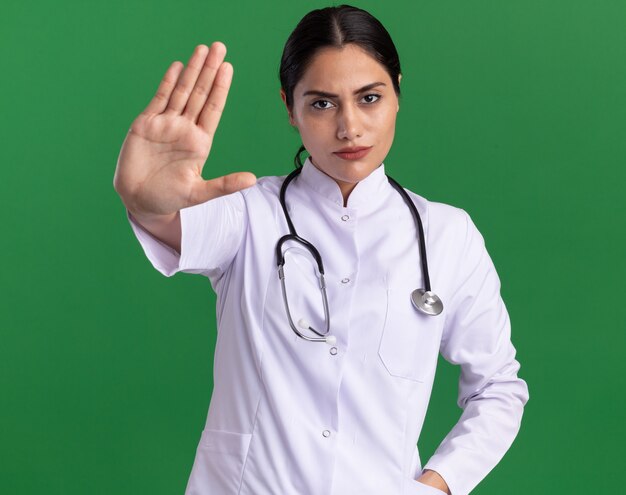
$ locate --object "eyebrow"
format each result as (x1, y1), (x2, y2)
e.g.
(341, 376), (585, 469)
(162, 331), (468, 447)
(302, 82), (387, 98)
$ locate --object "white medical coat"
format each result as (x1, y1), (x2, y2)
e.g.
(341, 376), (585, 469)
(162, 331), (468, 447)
(127, 157), (529, 495)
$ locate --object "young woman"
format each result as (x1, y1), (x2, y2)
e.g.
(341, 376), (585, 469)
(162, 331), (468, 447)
(113, 5), (529, 495)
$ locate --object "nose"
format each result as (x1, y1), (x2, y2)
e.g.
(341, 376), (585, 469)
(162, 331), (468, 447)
(336, 104), (363, 140)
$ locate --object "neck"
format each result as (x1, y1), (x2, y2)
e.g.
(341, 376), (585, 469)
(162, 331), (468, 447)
(338, 181), (357, 207)
(308, 157), (358, 206)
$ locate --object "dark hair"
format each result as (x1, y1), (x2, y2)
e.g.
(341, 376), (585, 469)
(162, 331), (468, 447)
(279, 5), (402, 168)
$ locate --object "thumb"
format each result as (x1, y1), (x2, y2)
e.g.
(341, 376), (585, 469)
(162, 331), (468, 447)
(190, 171), (257, 204)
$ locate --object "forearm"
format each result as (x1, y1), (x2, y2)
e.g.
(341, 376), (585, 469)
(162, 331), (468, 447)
(424, 211), (529, 494)
(127, 208), (182, 254)
(114, 177), (182, 254)
(422, 364), (528, 495)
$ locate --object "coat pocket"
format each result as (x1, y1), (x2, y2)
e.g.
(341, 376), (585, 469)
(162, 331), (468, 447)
(378, 287), (444, 382)
(185, 429), (252, 495)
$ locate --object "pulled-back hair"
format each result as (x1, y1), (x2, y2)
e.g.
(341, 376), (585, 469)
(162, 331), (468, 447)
(279, 5), (402, 168)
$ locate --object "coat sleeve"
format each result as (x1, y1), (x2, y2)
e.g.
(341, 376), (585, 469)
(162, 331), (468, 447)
(422, 210), (529, 495)
(126, 191), (246, 283)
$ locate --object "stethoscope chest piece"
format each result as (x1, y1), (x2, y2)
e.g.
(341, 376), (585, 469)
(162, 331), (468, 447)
(411, 289), (444, 316)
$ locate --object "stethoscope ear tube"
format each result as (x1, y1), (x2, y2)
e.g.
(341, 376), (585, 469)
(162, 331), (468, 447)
(276, 236), (332, 343)
(277, 167), (333, 343)
(275, 234), (325, 275)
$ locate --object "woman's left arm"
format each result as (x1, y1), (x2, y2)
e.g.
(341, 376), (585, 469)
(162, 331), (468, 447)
(421, 210), (530, 495)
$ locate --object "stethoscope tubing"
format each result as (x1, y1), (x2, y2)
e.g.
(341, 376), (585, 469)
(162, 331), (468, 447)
(277, 167), (431, 291)
(385, 175), (432, 293)
(276, 164), (442, 344)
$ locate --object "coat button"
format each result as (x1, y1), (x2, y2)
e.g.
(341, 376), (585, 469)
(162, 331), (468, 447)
(322, 430), (331, 438)
(341, 214), (350, 221)
(341, 278), (350, 284)
(329, 347), (338, 355)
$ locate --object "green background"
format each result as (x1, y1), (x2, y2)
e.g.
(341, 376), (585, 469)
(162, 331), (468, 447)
(2, 0), (624, 493)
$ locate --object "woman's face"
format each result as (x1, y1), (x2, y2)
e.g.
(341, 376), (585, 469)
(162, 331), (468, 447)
(282, 43), (400, 200)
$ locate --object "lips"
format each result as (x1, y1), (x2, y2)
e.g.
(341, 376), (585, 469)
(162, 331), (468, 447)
(333, 146), (372, 160)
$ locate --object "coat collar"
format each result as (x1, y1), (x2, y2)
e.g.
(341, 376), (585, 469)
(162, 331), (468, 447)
(298, 156), (389, 208)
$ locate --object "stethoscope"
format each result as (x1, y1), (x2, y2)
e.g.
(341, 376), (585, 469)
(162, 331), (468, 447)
(275, 166), (443, 346)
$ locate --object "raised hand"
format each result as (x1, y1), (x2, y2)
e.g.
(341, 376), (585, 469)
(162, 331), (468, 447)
(113, 42), (256, 217)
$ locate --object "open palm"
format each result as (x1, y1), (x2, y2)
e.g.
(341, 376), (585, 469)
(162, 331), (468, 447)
(114, 42), (256, 216)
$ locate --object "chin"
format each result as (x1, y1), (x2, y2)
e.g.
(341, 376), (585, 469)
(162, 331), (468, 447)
(342, 159), (380, 177)
(313, 154), (379, 183)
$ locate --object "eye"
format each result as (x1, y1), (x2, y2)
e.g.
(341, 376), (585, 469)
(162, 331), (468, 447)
(311, 99), (335, 110)
(361, 93), (381, 104)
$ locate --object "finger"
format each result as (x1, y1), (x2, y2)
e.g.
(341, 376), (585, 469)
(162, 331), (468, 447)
(189, 172), (257, 204)
(197, 61), (233, 137)
(143, 61), (184, 115)
(165, 44), (210, 114)
(183, 41), (227, 122)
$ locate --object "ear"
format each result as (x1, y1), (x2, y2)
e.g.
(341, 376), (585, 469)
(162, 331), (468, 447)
(397, 74), (402, 112)
(280, 89), (296, 126)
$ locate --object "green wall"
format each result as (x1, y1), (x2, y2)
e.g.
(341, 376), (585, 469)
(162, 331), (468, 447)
(1, 0), (624, 493)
